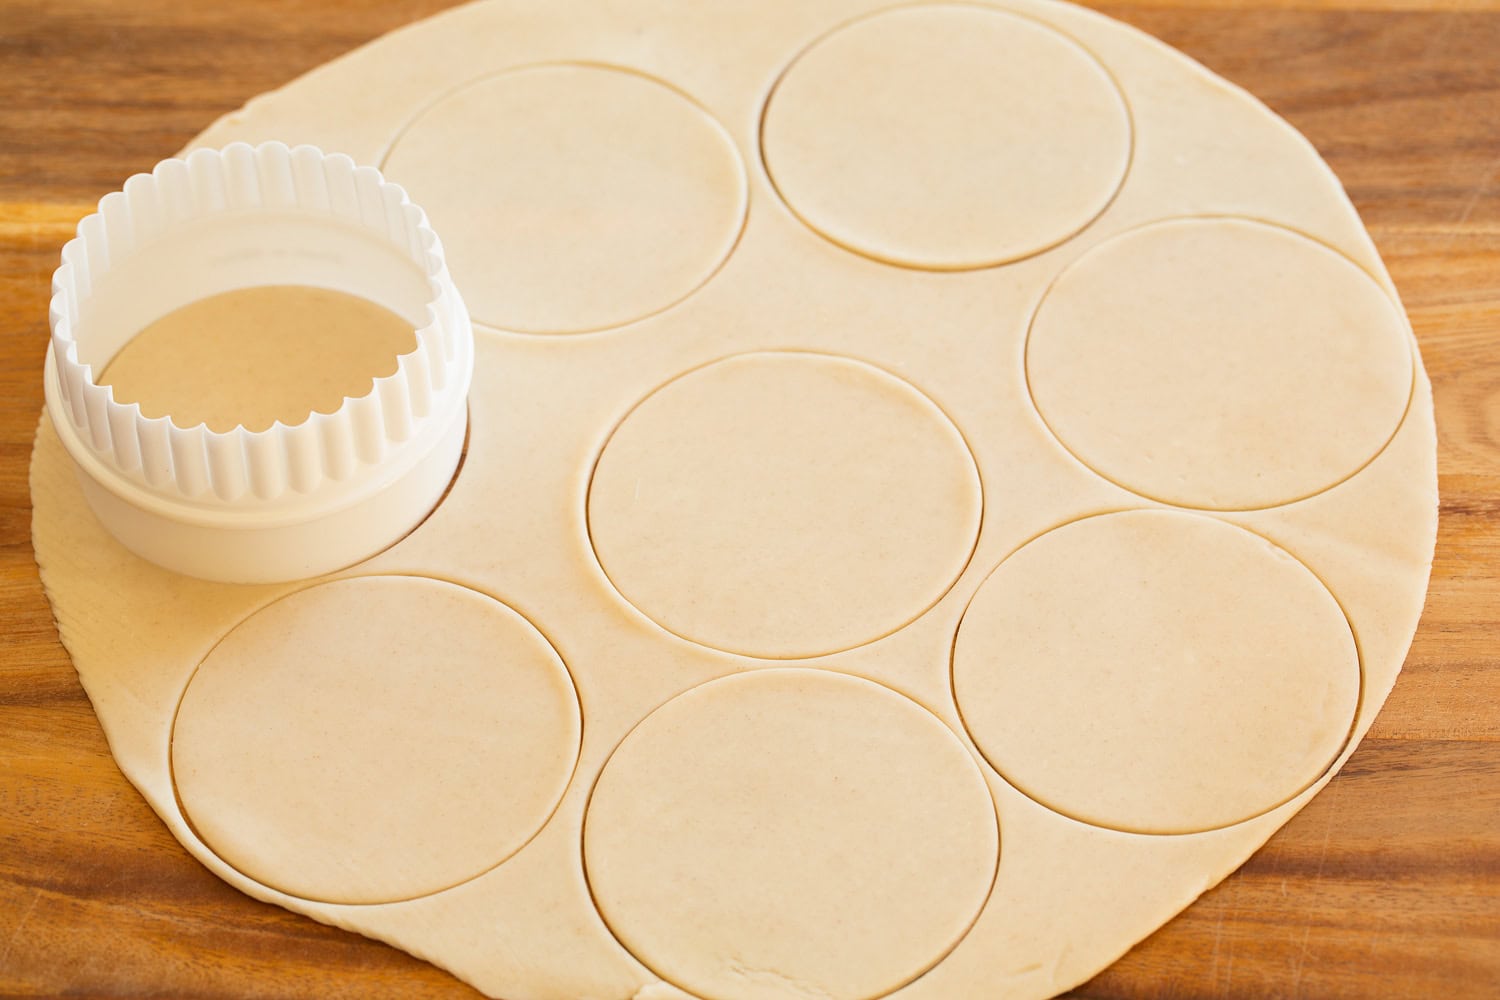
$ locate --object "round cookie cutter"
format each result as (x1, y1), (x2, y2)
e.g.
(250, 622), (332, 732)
(43, 141), (474, 584)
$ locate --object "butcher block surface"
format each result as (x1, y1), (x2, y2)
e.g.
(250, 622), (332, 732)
(1, 1), (1498, 997)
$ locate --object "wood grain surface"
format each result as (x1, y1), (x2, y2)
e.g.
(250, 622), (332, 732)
(2, 1), (1498, 997)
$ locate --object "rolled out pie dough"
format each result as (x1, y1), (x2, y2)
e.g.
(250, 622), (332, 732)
(30, 1), (1437, 999)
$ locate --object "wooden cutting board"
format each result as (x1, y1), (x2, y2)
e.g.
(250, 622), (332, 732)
(2, 1), (1497, 996)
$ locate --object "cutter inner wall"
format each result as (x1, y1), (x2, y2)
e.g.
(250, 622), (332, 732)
(74, 213), (433, 373)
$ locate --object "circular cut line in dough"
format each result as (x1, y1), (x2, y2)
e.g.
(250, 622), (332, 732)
(1025, 216), (1415, 510)
(383, 63), (747, 334)
(761, 2), (1131, 270)
(952, 510), (1361, 835)
(584, 668), (999, 1000)
(170, 575), (581, 905)
(587, 351), (983, 659)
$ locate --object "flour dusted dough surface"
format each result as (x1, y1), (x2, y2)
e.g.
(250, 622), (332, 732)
(30, 1), (1437, 998)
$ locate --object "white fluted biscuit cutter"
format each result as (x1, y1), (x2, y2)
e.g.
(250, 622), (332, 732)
(43, 141), (474, 583)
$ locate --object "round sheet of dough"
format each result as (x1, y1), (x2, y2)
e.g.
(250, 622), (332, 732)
(584, 668), (998, 1000)
(1026, 217), (1414, 510)
(382, 64), (746, 334)
(952, 510), (1360, 834)
(761, 3), (1130, 270)
(29, 0), (1442, 996)
(587, 351), (982, 658)
(171, 576), (581, 904)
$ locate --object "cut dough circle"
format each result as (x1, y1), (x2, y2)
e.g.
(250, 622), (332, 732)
(583, 668), (998, 1000)
(952, 510), (1360, 835)
(587, 351), (982, 659)
(1026, 217), (1414, 510)
(170, 576), (580, 904)
(761, 3), (1131, 270)
(382, 64), (747, 334)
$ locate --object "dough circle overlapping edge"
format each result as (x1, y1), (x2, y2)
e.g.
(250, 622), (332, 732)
(26, 1), (1428, 1000)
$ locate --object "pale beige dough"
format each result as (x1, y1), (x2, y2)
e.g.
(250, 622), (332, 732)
(382, 64), (747, 334)
(99, 285), (416, 433)
(171, 575), (580, 904)
(28, 1), (1438, 998)
(761, 3), (1131, 269)
(583, 668), (998, 1000)
(587, 351), (981, 659)
(952, 510), (1360, 835)
(1026, 217), (1414, 510)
